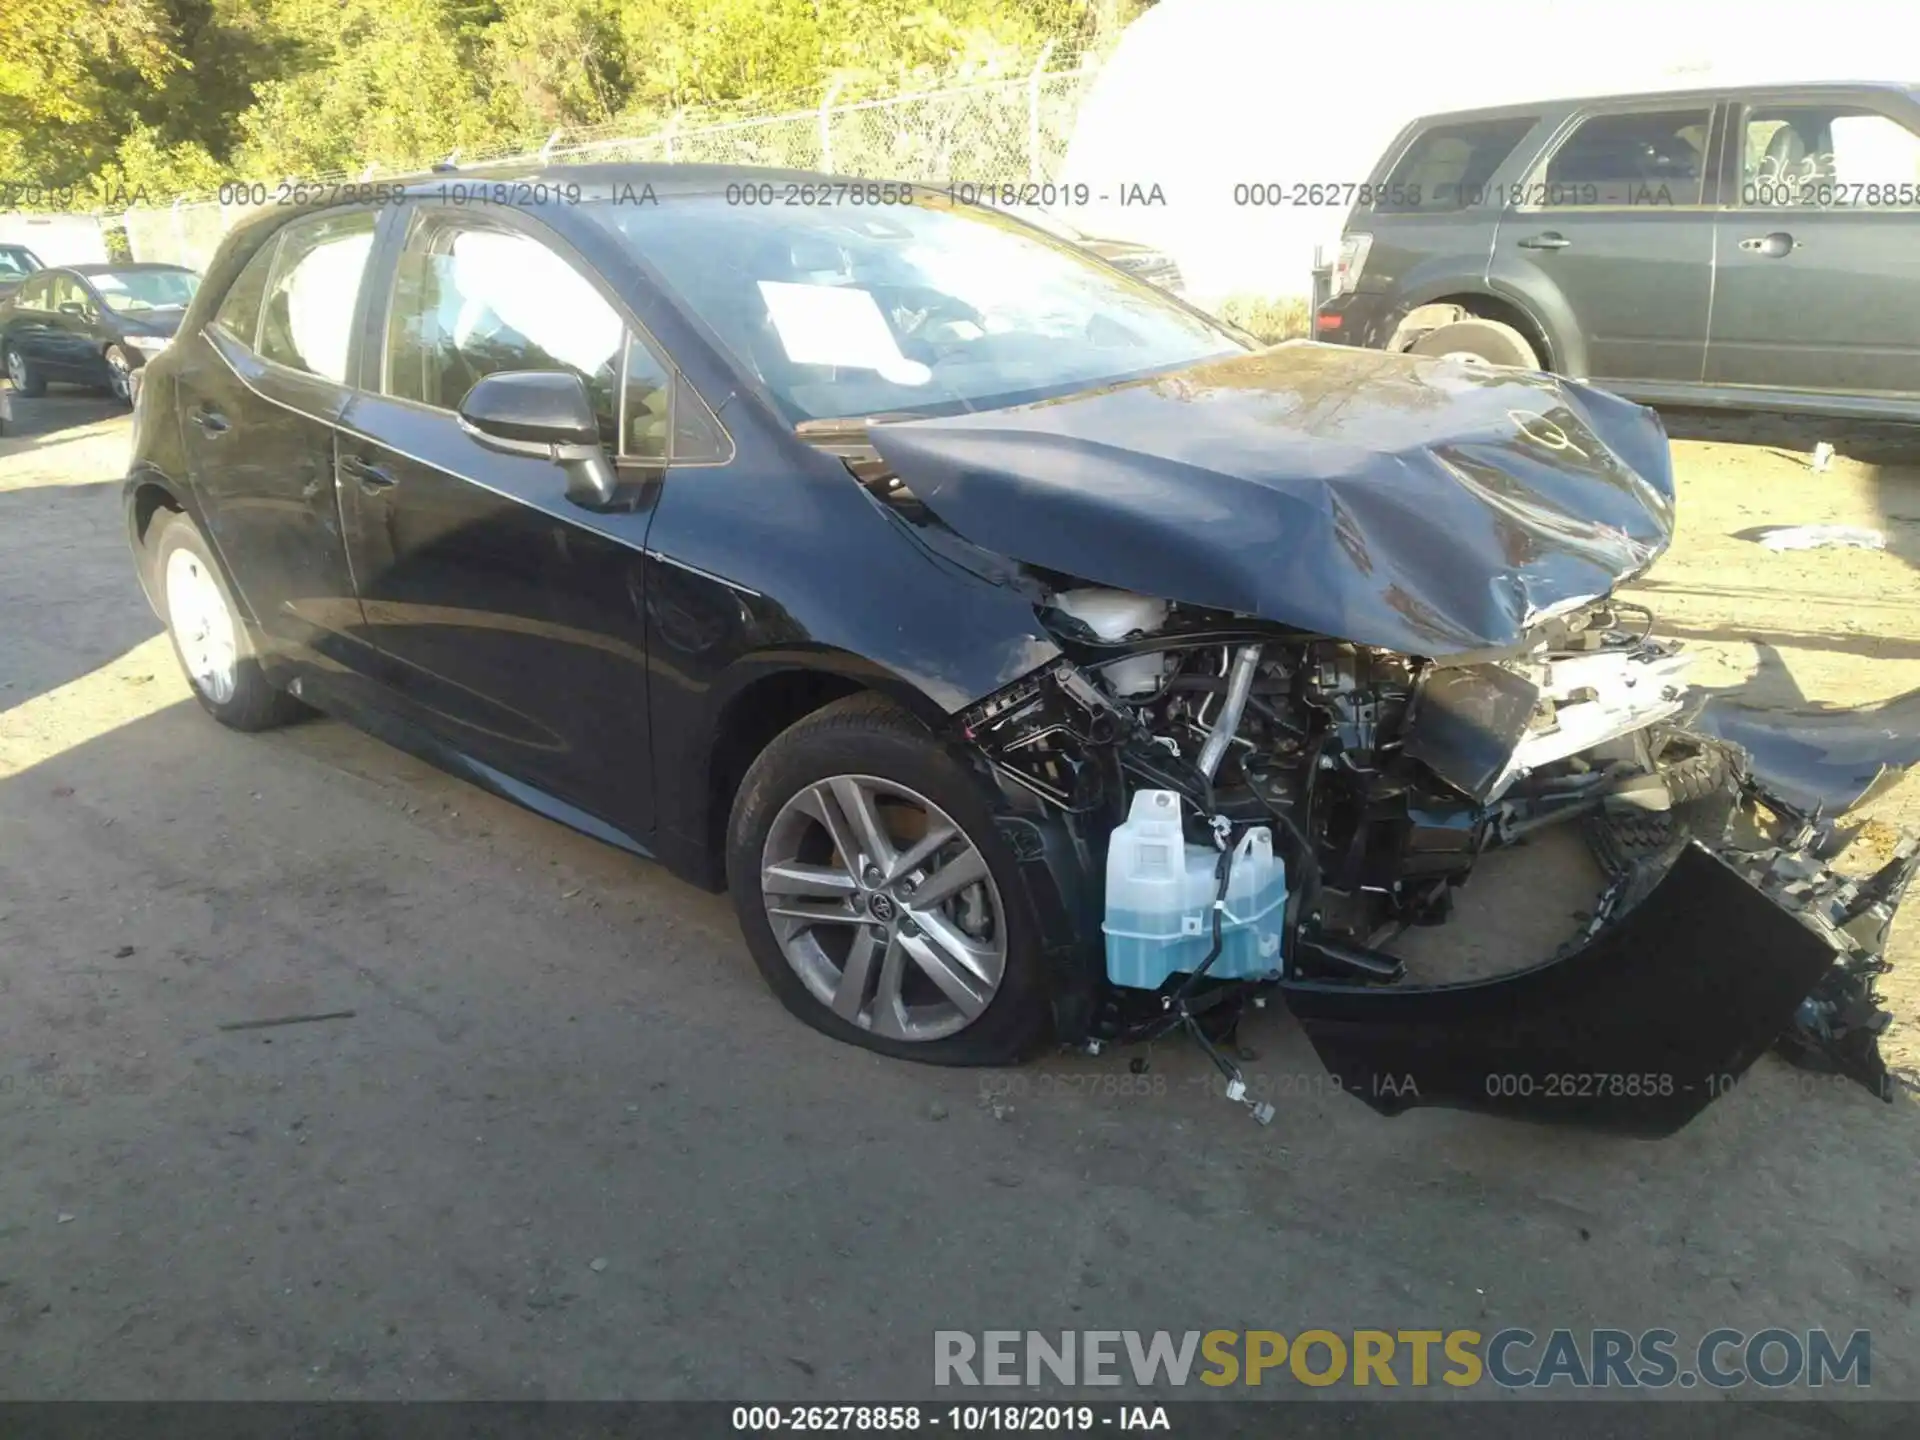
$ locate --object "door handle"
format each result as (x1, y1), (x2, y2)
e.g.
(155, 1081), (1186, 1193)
(1738, 231), (1799, 258)
(1517, 232), (1571, 250)
(341, 455), (397, 493)
(191, 405), (229, 434)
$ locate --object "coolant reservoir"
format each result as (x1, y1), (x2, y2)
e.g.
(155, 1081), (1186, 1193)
(1103, 790), (1286, 990)
(1054, 588), (1168, 696)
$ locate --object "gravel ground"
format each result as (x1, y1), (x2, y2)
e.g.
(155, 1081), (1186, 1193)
(1, 389), (1917, 1406)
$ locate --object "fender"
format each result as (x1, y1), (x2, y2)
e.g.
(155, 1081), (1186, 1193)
(1478, 272), (1586, 378)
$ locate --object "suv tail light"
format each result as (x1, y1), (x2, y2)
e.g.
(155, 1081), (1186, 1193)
(1331, 234), (1373, 298)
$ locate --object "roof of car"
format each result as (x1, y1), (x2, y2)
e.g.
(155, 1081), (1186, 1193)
(388, 161), (900, 197)
(63, 262), (197, 274)
(1413, 79), (1918, 123)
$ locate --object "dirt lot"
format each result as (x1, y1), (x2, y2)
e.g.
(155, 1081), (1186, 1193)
(2, 390), (1918, 1406)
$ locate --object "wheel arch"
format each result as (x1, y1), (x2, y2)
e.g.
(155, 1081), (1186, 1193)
(1388, 288), (1561, 373)
(682, 654), (955, 891)
(124, 470), (187, 615)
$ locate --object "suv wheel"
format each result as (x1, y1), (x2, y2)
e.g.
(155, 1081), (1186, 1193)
(727, 693), (1050, 1065)
(1409, 318), (1540, 370)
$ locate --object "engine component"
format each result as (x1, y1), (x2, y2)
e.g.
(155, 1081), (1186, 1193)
(1405, 639), (1692, 803)
(957, 660), (1128, 810)
(1197, 643), (1263, 780)
(1051, 587), (1171, 696)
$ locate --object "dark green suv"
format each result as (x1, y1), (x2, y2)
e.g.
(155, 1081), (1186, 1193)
(1317, 82), (1920, 420)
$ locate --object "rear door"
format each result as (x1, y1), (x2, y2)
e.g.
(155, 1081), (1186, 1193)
(175, 209), (377, 663)
(1705, 91), (1920, 398)
(1344, 113), (1542, 318)
(1487, 100), (1720, 383)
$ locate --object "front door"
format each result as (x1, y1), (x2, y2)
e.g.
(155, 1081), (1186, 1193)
(42, 274), (105, 379)
(1706, 95), (1920, 398)
(337, 207), (666, 841)
(1489, 103), (1719, 384)
(174, 210), (377, 664)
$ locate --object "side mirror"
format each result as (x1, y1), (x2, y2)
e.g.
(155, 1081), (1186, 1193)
(457, 370), (618, 507)
(57, 301), (88, 318)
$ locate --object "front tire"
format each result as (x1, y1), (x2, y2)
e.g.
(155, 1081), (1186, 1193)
(726, 693), (1050, 1065)
(103, 345), (134, 406)
(150, 511), (308, 731)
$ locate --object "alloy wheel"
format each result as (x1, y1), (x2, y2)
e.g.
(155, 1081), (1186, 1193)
(164, 547), (239, 705)
(759, 774), (1007, 1042)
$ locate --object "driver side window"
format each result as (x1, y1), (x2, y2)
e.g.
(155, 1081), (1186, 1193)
(51, 275), (92, 316)
(383, 217), (624, 452)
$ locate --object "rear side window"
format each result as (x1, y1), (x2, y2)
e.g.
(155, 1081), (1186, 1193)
(1376, 117), (1539, 212)
(1740, 106), (1920, 207)
(1540, 108), (1712, 206)
(258, 211), (377, 383)
(213, 240), (280, 350)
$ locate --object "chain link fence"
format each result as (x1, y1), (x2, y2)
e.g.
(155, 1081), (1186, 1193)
(117, 55), (1102, 272)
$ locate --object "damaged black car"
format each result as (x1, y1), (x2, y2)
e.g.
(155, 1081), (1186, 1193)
(122, 165), (1913, 1137)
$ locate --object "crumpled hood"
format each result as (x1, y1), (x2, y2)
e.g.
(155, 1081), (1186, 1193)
(867, 345), (1677, 657)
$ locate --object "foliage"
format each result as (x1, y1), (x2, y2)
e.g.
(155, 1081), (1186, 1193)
(1, 0), (1155, 204)
(1215, 294), (1313, 344)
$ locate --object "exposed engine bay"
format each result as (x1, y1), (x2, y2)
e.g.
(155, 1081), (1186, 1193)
(817, 344), (1916, 1135)
(953, 585), (1912, 1134)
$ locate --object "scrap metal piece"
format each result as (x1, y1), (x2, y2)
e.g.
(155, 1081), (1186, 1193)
(1685, 685), (1920, 817)
(1724, 825), (1918, 1100)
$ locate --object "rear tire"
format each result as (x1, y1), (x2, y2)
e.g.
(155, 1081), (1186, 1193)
(726, 692), (1051, 1065)
(1409, 318), (1540, 370)
(4, 342), (46, 398)
(150, 511), (309, 732)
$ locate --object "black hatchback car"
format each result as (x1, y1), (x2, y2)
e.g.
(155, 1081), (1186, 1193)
(122, 165), (1912, 1134)
(1, 262), (200, 405)
(1316, 82), (1920, 421)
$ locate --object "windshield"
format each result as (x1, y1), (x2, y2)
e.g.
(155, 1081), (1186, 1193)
(89, 268), (199, 314)
(588, 195), (1239, 422)
(0, 246), (42, 280)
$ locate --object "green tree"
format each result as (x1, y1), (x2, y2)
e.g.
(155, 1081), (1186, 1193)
(0, 0), (182, 188)
(483, 0), (631, 133)
(232, 0), (500, 175)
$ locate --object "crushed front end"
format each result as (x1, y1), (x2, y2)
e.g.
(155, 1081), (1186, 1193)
(952, 596), (1914, 1136)
(832, 345), (1913, 1135)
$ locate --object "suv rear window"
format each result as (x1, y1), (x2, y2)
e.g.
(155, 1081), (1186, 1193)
(1376, 117), (1540, 212)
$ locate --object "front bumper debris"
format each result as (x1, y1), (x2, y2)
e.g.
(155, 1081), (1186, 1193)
(1279, 784), (1915, 1136)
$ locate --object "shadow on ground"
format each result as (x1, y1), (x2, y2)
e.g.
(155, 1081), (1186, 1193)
(0, 387), (128, 451)
(0, 478), (160, 711)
